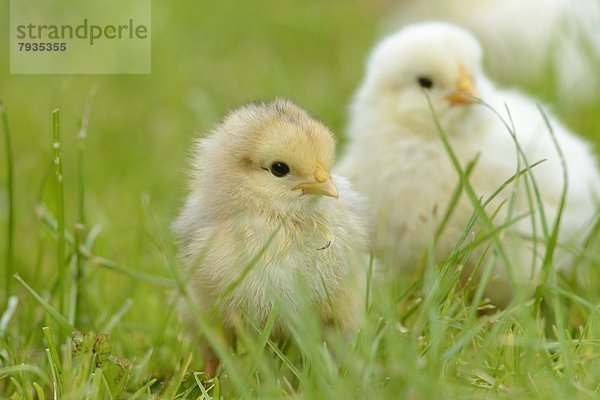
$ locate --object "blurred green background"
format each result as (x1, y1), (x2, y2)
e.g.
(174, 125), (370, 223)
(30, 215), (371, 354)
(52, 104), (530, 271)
(1, 0), (599, 372)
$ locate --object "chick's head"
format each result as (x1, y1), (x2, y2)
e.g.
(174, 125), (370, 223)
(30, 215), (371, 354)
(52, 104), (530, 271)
(357, 22), (487, 134)
(197, 99), (338, 217)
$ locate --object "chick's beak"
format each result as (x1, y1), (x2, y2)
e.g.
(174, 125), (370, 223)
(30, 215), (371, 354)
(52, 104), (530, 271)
(446, 65), (478, 105)
(293, 162), (339, 199)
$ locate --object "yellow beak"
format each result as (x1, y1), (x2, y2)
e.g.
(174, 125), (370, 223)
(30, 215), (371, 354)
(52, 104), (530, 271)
(446, 65), (478, 105)
(293, 162), (339, 199)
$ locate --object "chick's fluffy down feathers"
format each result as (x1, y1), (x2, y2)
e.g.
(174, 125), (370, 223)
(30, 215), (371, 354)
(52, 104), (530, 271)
(174, 100), (368, 338)
(338, 22), (600, 305)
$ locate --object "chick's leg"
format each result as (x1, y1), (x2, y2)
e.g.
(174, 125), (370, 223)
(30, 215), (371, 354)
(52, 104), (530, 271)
(199, 328), (236, 377)
(199, 338), (220, 377)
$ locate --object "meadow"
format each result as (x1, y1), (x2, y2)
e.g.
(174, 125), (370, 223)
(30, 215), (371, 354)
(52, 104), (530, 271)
(2, 1), (600, 398)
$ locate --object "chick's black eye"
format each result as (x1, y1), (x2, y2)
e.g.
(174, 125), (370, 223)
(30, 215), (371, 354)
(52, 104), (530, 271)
(269, 162), (290, 177)
(417, 76), (434, 89)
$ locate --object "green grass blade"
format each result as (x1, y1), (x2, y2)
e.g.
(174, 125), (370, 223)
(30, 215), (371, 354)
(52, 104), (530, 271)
(33, 382), (46, 400)
(87, 254), (172, 286)
(128, 378), (157, 400)
(42, 326), (63, 374)
(537, 106), (568, 281)
(193, 372), (213, 398)
(0, 364), (50, 384)
(266, 337), (304, 384)
(46, 348), (61, 400)
(435, 155), (479, 239)
(9, 376), (25, 399)
(52, 109), (67, 316)
(425, 94), (517, 288)
(217, 224), (282, 304)
(537, 105), (573, 379)
(14, 274), (74, 334)
(0, 295), (18, 338)
(365, 249), (374, 313)
(1, 101), (15, 308)
(102, 297), (133, 333)
(162, 353), (192, 400)
(241, 306), (279, 381)
(242, 304), (305, 384)
(73, 86), (97, 327)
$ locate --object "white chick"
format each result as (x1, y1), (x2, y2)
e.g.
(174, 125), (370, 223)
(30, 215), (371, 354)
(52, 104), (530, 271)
(174, 99), (367, 374)
(381, 0), (600, 107)
(338, 22), (600, 305)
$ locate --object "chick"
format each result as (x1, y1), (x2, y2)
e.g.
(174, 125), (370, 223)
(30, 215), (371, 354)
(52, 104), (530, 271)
(338, 22), (600, 305)
(174, 99), (367, 374)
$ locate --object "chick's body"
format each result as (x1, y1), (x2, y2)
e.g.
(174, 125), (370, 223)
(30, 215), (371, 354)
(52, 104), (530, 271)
(338, 22), (600, 304)
(175, 100), (367, 369)
(177, 181), (365, 332)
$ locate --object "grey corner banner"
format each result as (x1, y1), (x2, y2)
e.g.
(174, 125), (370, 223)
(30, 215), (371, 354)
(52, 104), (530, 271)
(10, 0), (151, 74)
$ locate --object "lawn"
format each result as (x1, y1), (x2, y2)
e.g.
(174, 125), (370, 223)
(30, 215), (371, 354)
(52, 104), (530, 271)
(1, 1), (600, 399)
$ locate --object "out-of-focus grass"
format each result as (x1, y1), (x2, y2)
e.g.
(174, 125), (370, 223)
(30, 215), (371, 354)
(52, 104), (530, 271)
(1, 1), (600, 399)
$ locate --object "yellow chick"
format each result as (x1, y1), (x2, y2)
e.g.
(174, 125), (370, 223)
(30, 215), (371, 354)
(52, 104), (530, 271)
(174, 99), (367, 374)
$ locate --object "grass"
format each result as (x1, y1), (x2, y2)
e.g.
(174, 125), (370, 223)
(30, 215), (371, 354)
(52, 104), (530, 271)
(1, 101), (14, 311)
(2, 1), (600, 399)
